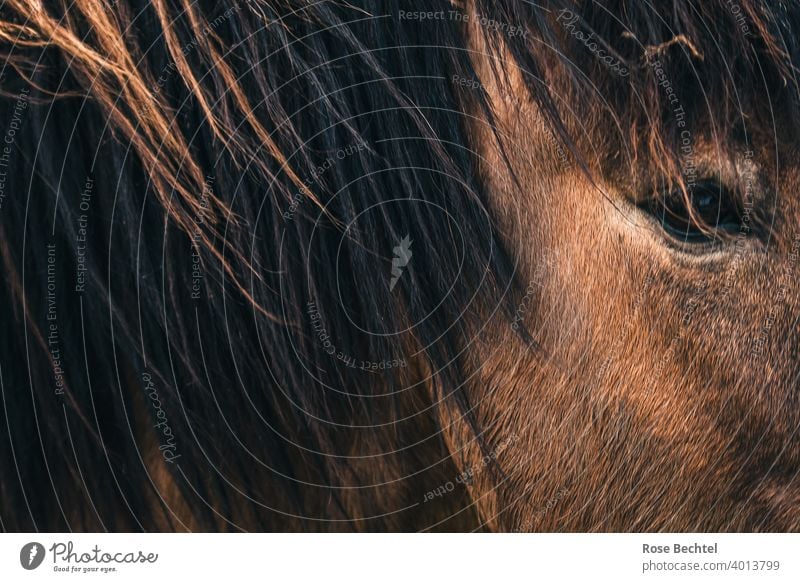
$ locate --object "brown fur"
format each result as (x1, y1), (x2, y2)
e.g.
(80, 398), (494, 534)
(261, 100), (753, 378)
(2, 0), (799, 531)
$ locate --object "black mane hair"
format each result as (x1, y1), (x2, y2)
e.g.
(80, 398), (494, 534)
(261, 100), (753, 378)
(0, 0), (797, 531)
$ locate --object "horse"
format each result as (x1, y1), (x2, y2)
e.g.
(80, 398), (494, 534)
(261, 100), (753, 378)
(1, 0), (799, 531)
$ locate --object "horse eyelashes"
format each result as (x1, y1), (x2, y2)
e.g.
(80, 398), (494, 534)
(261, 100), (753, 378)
(643, 179), (744, 246)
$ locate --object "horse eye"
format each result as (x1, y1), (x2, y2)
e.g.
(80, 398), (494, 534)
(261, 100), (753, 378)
(644, 180), (742, 245)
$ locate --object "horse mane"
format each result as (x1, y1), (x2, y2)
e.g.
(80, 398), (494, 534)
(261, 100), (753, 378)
(0, 0), (797, 531)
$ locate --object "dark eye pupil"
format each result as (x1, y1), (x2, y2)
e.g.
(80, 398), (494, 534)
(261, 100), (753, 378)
(696, 192), (715, 210)
(648, 180), (741, 244)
